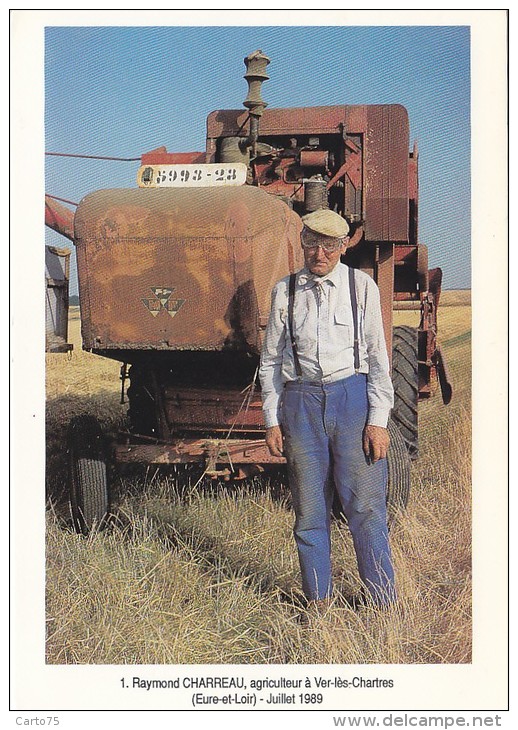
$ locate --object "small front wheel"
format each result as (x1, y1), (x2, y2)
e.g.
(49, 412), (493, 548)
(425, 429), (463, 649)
(67, 415), (109, 534)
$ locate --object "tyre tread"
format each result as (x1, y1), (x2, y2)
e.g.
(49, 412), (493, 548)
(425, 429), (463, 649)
(386, 419), (411, 525)
(67, 415), (109, 533)
(392, 325), (419, 459)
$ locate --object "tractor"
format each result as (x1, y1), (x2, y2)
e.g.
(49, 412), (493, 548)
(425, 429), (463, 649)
(45, 50), (452, 533)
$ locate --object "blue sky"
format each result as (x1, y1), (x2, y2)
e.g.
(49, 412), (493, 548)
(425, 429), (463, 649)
(45, 23), (471, 291)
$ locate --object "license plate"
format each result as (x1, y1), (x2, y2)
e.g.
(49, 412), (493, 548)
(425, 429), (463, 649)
(137, 163), (247, 188)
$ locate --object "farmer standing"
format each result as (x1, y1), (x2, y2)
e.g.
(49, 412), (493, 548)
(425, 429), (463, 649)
(259, 208), (396, 609)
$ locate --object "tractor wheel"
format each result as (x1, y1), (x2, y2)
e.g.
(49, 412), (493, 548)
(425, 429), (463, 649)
(67, 415), (109, 534)
(386, 418), (411, 526)
(392, 325), (419, 460)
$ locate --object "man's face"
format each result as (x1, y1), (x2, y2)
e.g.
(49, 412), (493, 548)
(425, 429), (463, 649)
(301, 229), (349, 276)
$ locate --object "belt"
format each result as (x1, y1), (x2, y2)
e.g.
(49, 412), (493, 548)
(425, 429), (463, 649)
(285, 372), (363, 389)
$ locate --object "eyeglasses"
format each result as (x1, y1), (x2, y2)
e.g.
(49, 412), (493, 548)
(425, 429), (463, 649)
(301, 238), (344, 253)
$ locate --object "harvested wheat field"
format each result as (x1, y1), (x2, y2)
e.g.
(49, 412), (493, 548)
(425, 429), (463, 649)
(45, 294), (472, 665)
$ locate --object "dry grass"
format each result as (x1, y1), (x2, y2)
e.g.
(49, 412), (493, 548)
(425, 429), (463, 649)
(45, 296), (472, 665)
(439, 289), (471, 307)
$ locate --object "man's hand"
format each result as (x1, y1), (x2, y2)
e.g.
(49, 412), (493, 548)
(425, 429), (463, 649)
(265, 425), (284, 457)
(362, 424), (390, 463)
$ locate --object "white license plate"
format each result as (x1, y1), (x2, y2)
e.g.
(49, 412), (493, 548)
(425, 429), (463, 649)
(137, 163), (247, 188)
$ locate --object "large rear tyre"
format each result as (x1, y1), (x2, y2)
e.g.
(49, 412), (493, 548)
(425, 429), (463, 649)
(386, 418), (411, 526)
(67, 415), (109, 534)
(392, 325), (419, 459)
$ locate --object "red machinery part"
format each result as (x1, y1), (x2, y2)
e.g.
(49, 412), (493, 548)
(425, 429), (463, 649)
(45, 195), (75, 242)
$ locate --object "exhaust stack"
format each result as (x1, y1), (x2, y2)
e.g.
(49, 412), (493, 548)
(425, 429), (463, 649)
(243, 50), (270, 156)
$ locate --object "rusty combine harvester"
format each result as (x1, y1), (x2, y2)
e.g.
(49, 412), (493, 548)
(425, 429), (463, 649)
(46, 50), (452, 533)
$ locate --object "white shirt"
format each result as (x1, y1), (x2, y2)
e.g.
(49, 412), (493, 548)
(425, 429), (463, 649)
(259, 262), (394, 429)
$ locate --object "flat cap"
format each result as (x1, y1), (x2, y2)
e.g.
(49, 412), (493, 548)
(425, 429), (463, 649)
(301, 209), (350, 238)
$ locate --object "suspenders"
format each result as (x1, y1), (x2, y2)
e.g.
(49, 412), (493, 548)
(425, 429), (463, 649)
(288, 272), (303, 377)
(288, 267), (360, 378)
(348, 265), (361, 372)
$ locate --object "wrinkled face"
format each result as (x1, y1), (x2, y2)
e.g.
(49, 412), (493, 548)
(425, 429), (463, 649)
(301, 228), (349, 276)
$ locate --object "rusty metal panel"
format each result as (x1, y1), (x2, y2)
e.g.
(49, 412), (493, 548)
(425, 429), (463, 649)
(163, 387), (264, 433)
(394, 245), (417, 265)
(141, 149), (205, 165)
(45, 246), (73, 353)
(74, 186), (303, 354)
(364, 105), (409, 243)
(344, 105), (369, 133)
(207, 106), (348, 139)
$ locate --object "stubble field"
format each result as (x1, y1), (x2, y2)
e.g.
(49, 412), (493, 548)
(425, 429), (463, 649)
(45, 292), (472, 665)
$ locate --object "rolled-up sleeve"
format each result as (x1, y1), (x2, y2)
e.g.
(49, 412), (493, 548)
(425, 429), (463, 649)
(259, 282), (288, 428)
(363, 277), (394, 428)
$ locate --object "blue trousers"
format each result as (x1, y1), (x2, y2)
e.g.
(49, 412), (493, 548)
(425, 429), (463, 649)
(281, 374), (395, 604)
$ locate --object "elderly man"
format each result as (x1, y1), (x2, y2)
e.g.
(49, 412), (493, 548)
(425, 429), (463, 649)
(259, 208), (396, 609)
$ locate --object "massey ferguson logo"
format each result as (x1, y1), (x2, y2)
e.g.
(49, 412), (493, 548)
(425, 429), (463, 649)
(142, 287), (185, 318)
